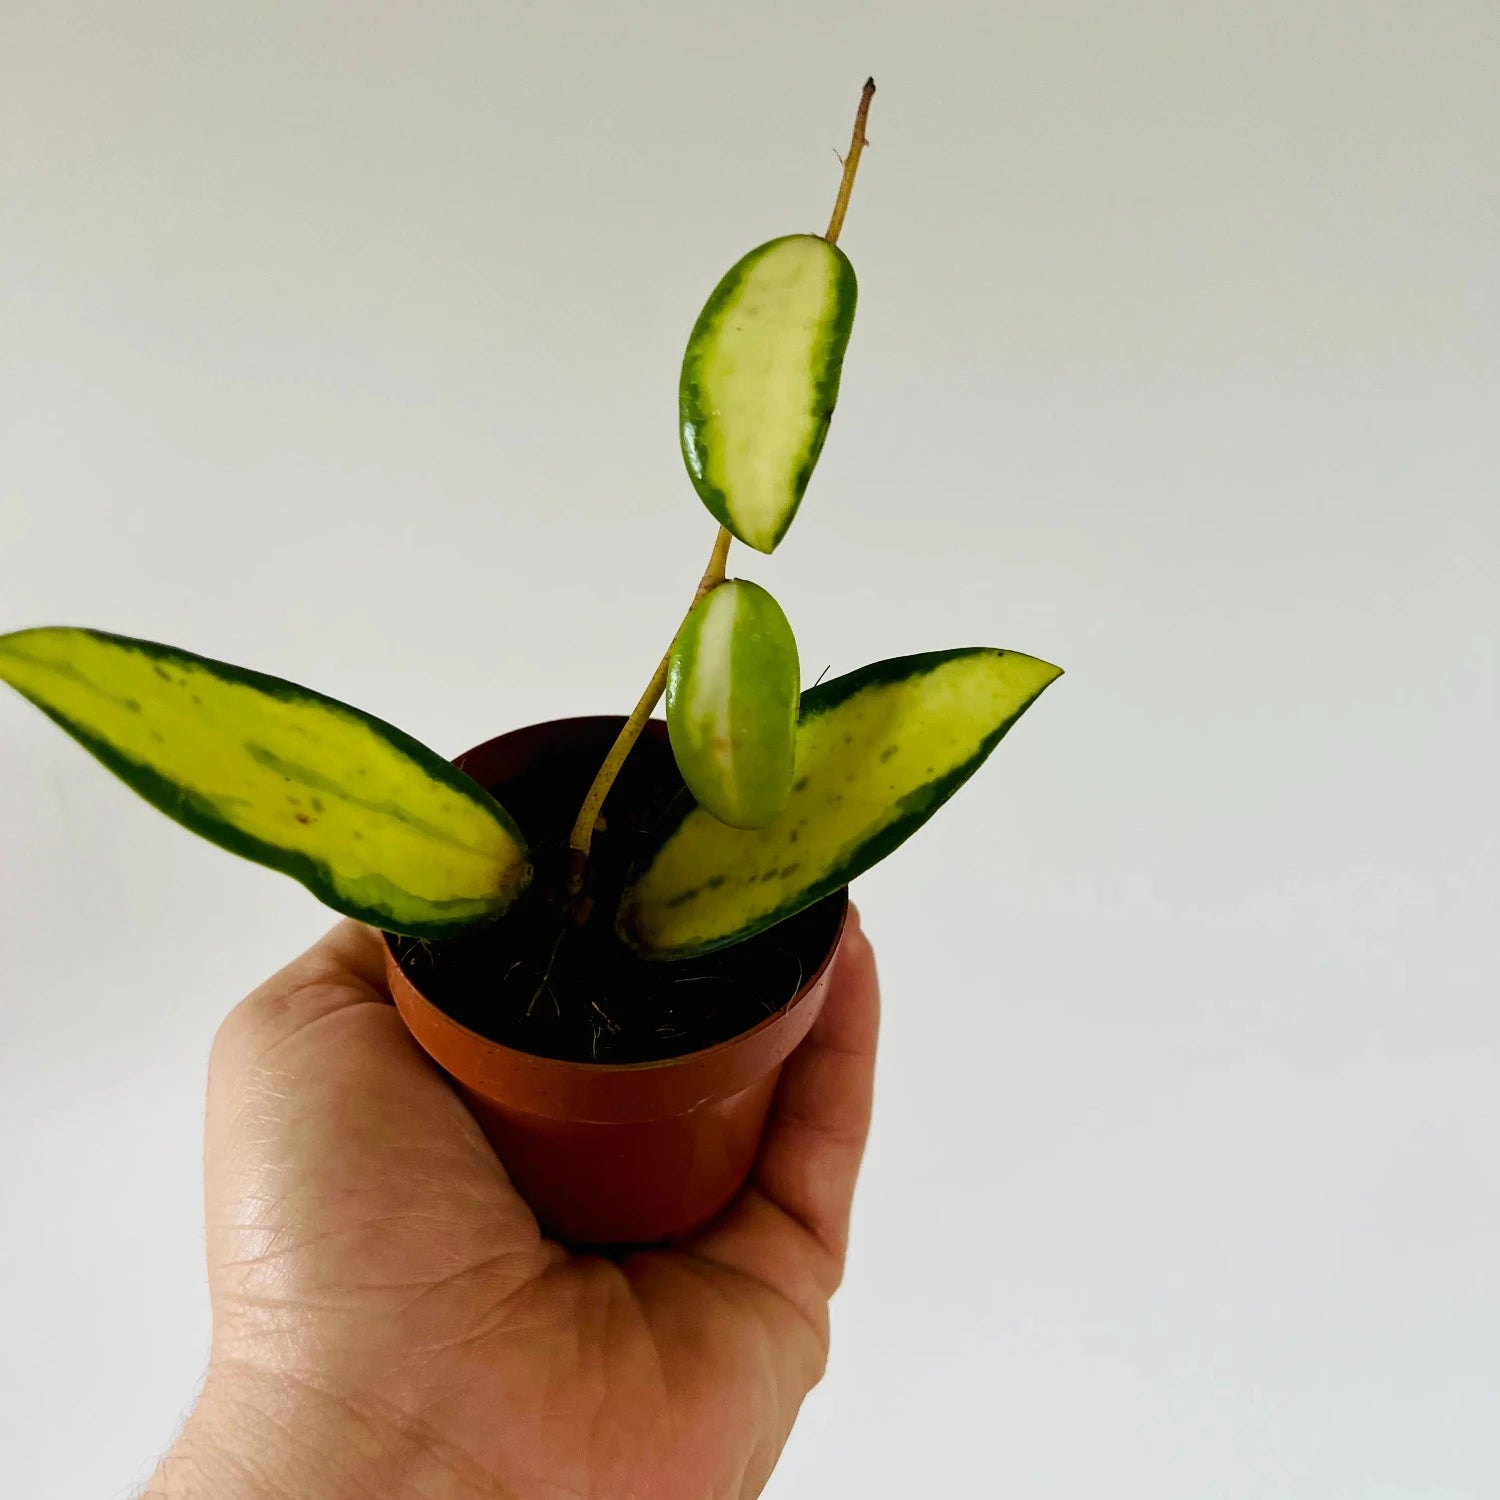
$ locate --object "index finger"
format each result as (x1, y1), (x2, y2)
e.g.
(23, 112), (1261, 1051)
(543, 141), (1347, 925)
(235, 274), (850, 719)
(685, 907), (880, 1318)
(752, 905), (880, 1260)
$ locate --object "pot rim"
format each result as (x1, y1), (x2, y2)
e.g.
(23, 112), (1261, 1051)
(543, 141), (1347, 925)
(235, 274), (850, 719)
(384, 712), (849, 1078)
(382, 893), (846, 1077)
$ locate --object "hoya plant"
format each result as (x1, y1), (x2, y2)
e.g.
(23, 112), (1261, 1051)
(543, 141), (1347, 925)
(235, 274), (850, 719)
(0, 82), (1060, 979)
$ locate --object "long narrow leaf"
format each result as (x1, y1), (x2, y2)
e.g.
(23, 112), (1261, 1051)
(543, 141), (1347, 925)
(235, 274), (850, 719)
(0, 627), (529, 936)
(621, 647), (1061, 958)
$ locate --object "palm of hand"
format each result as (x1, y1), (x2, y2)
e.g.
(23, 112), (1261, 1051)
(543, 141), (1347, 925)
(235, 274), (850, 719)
(182, 919), (878, 1500)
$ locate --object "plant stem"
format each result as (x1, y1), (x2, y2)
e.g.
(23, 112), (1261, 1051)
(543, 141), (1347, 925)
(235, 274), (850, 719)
(566, 525), (732, 891)
(564, 78), (877, 897)
(824, 77), (876, 246)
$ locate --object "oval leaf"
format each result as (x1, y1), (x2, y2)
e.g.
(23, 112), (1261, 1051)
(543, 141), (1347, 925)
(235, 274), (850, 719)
(0, 627), (530, 936)
(680, 234), (857, 554)
(667, 579), (800, 829)
(620, 648), (1062, 959)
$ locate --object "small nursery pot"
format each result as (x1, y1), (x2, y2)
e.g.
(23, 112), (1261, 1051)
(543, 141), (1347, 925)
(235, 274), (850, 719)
(383, 716), (849, 1247)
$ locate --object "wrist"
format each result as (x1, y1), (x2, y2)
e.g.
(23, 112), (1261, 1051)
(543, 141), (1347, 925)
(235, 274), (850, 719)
(143, 1363), (505, 1500)
(143, 1367), (376, 1500)
(143, 1390), (296, 1499)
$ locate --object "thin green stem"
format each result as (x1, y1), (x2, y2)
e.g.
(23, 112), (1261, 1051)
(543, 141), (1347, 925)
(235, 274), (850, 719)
(566, 526), (731, 891)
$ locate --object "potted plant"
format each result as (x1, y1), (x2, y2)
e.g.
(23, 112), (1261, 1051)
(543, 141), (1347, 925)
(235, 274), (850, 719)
(0, 81), (1061, 1246)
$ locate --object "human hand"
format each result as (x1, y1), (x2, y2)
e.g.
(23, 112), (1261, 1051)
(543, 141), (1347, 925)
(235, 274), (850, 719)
(146, 910), (879, 1500)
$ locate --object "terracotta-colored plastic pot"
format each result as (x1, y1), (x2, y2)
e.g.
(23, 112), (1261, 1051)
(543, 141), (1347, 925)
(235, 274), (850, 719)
(383, 717), (848, 1247)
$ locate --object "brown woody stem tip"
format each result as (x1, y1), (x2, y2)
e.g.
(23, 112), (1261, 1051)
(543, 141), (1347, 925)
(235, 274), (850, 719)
(824, 78), (876, 246)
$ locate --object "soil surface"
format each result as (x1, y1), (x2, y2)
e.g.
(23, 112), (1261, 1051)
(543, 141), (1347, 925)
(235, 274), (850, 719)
(390, 729), (845, 1065)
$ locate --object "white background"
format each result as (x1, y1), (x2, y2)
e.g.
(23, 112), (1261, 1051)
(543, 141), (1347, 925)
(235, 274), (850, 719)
(3, 3), (1497, 1495)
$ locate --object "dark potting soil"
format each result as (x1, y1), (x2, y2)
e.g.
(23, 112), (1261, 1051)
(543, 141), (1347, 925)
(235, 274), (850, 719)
(390, 730), (845, 1066)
